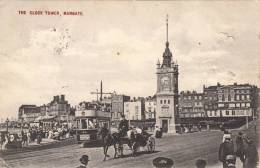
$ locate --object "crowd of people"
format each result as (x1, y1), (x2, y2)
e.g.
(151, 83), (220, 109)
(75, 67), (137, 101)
(0, 125), (75, 150)
(218, 130), (259, 168)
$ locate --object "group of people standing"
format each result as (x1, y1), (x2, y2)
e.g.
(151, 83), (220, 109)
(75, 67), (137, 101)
(219, 130), (259, 168)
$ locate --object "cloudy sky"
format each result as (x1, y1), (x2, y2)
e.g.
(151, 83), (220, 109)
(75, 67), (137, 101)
(0, 1), (259, 120)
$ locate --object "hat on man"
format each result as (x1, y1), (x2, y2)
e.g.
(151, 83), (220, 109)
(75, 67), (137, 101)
(152, 157), (174, 168)
(79, 155), (89, 165)
(195, 159), (206, 168)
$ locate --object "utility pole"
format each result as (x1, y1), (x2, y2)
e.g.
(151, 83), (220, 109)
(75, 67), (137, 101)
(90, 81), (113, 102)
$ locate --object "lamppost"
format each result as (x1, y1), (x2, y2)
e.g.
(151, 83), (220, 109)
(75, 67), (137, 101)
(6, 118), (9, 133)
(21, 118), (24, 132)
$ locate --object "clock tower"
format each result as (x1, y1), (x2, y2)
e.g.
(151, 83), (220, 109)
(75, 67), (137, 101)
(156, 15), (180, 133)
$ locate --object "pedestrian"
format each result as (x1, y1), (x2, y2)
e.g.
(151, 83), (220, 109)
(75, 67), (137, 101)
(27, 131), (31, 144)
(76, 155), (89, 168)
(152, 157), (174, 168)
(235, 131), (244, 163)
(195, 159), (206, 168)
(222, 130), (231, 142)
(225, 155), (236, 168)
(219, 135), (235, 168)
(198, 124), (202, 132)
(22, 131), (28, 147)
(243, 138), (259, 168)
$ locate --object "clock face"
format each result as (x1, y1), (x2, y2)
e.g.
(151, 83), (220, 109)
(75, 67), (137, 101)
(161, 76), (170, 91)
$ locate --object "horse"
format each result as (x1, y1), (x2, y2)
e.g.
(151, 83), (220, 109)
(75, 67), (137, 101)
(99, 129), (122, 161)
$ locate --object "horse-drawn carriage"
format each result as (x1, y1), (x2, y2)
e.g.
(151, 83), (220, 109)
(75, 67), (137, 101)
(101, 129), (156, 161)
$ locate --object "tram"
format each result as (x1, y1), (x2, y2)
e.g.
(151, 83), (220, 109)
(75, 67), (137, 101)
(74, 101), (111, 141)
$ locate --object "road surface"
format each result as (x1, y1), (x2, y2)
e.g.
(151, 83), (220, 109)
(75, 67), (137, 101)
(1, 120), (259, 168)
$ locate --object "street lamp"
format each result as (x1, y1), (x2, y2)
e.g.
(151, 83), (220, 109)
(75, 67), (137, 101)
(6, 118), (9, 133)
(21, 117), (24, 132)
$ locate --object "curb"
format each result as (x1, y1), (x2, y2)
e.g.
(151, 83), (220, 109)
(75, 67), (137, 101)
(0, 138), (77, 155)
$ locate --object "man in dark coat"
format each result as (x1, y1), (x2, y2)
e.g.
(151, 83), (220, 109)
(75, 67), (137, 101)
(219, 135), (235, 168)
(243, 138), (259, 168)
(118, 115), (129, 137)
(235, 131), (245, 163)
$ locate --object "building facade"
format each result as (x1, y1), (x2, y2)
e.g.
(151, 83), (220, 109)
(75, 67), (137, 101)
(179, 91), (205, 118)
(145, 96), (156, 120)
(18, 105), (41, 123)
(155, 17), (179, 133)
(124, 98), (145, 120)
(42, 95), (71, 122)
(111, 94), (130, 121)
(203, 85), (218, 117)
(216, 83), (258, 118)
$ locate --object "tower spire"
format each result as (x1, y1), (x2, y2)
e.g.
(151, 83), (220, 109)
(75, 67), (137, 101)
(166, 14), (168, 43)
(162, 14), (172, 67)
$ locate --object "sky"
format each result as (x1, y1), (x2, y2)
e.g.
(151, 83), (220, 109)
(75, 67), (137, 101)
(0, 1), (259, 120)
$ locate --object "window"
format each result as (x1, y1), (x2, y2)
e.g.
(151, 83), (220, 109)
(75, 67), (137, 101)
(222, 95), (224, 101)
(194, 96), (197, 100)
(229, 104), (235, 108)
(162, 106), (169, 114)
(209, 111), (212, 116)
(246, 103), (250, 107)
(164, 100), (166, 104)
(226, 110), (229, 115)
(188, 96), (191, 100)
(241, 95), (245, 100)
(135, 106), (139, 113)
(236, 95), (240, 101)
(199, 96), (202, 100)
(228, 95), (231, 101)
(236, 103), (240, 108)
(168, 100), (170, 104)
(214, 111), (217, 116)
(246, 95), (250, 100)
(241, 103), (245, 107)
(160, 100), (163, 104)
(218, 103), (224, 107)
(232, 110), (235, 115)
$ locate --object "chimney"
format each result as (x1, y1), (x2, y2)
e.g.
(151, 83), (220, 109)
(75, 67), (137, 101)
(61, 95), (65, 101)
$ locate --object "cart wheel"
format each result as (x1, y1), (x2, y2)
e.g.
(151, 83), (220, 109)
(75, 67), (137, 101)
(148, 137), (155, 153)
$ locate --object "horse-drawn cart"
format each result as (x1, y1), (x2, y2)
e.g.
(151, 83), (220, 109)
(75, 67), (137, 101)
(102, 131), (156, 161)
(119, 133), (155, 155)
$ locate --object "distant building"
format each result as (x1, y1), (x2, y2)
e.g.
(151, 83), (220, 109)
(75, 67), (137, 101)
(216, 83), (258, 118)
(124, 98), (145, 120)
(145, 96), (156, 120)
(18, 105), (40, 123)
(179, 91), (205, 118)
(203, 85), (218, 117)
(111, 94), (130, 121)
(43, 95), (71, 123)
